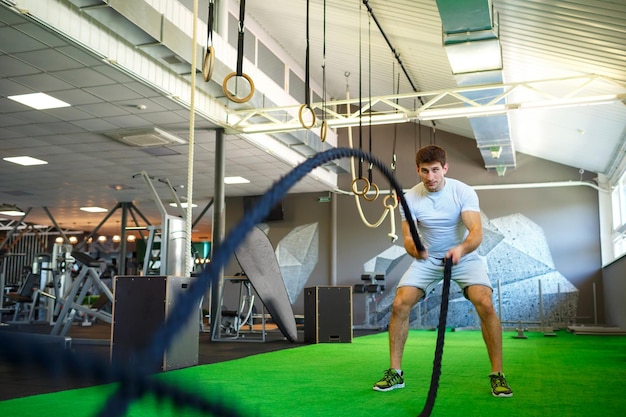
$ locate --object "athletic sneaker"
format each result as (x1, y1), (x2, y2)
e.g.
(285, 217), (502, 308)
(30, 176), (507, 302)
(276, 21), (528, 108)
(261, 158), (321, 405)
(373, 369), (404, 392)
(489, 372), (513, 397)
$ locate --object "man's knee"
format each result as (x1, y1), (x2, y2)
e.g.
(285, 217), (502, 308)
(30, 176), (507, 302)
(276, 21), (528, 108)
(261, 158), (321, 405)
(392, 287), (422, 315)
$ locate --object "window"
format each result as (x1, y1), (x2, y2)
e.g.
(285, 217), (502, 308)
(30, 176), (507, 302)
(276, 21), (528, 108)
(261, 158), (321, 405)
(611, 172), (626, 258)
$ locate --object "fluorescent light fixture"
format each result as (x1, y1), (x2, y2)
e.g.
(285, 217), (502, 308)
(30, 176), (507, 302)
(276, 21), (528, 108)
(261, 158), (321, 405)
(419, 104), (508, 120)
(0, 203), (25, 216)
(169, 202), (198, 208)
(3, 156), (48, 166)
(8, 92), (71, 110)
(80, 206), (108, 213)
(224, 176), (250, 184)
(238, 112), (408, 134)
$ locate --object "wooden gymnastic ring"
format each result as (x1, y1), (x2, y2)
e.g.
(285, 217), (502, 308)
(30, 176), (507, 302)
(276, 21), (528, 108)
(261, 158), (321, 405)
(383, 192), (398, 209)
(202, 46), (215, 82)
(222, 71), (255, 103)
(363, 182), (380, 201)
(320, 120), (328, 142)
(351, 177), (370, 196)
(298, 104), (316, 129)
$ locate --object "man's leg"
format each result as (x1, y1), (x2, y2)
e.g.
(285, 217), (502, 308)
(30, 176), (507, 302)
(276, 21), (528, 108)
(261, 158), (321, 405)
(466, 284), (513, 397)
(389, 286), (423, 369)
(465, 284), (502, 372)
(373, 286), (423, 392)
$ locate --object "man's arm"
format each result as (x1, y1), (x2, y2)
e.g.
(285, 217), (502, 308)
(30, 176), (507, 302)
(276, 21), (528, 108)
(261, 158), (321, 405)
(446, 210), (483, 264)
(402, 220), (428, 260)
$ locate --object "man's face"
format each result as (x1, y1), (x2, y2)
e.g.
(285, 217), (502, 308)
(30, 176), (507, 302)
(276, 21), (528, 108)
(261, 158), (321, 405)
(417, 161), (448, 192)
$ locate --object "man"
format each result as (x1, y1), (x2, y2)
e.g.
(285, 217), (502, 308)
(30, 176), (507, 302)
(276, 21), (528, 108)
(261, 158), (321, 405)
(373, 145), (513, 397)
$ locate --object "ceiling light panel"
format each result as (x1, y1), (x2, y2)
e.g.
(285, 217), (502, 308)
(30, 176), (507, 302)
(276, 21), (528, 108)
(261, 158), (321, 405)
(8, 92), (71, 110)
(3, 156), (48, 166)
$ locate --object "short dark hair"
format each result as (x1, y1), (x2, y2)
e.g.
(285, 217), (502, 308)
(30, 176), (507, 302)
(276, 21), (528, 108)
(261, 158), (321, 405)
(416, 145), (447, 167)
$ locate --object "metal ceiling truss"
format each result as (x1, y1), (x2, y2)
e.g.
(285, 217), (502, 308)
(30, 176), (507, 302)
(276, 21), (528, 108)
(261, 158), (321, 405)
(227, 74), (626, 135)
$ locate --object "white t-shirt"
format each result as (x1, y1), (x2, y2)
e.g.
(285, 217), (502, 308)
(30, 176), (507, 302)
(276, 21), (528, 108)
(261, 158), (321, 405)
(400, 177), (480, 259)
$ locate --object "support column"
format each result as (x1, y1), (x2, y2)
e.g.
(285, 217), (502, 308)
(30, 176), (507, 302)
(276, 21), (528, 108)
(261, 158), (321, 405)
(210, 128), (226, 340)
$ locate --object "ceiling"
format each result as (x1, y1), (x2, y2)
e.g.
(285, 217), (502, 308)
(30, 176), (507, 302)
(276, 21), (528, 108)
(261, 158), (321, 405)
(0, 0), (625, 241)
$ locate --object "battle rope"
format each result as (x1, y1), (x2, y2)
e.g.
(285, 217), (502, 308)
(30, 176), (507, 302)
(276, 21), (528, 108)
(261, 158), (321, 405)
(417, 256), (453, 417)
(0, 148), (425, 417)
(222, 0), (255, 103)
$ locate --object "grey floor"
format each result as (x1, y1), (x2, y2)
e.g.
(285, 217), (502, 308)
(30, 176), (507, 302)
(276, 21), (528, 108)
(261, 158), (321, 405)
(0, 319), (314, 402)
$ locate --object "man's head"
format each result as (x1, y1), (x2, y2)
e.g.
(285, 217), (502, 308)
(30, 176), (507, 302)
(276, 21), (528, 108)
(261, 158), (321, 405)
(416, 145), (448, 192)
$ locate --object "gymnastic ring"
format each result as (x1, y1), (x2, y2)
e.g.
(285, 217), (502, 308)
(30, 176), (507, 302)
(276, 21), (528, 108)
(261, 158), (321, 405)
(202, 46), (215, 82)
(351, 177), (370, 196)
(363, 182), (380, 202)
(383, 191), (399, 209)
(222, 71), (255, 103)
(298, 104), (317, 129)
(320, 119), (328, 142)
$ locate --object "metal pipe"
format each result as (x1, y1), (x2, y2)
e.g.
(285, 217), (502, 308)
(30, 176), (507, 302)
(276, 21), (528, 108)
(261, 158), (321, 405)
(593, 282), (598, 325)
(330, 192), (337, 286)
(334, 180), (607, 196)
(210, 128), (226, 341)
(497, 278), (502, 321)
(539, 279), (544, 329)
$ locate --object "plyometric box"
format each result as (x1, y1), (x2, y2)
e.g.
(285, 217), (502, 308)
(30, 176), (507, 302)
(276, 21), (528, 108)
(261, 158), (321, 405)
(110, 275), (199, 371)
(304, 286), (352, 343)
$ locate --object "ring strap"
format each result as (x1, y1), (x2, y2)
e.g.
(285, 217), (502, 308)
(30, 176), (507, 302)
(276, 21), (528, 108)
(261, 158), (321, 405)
(235, 0), (246, 76)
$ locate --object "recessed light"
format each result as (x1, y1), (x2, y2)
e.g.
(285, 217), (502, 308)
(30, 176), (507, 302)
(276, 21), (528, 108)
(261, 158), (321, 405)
(8, 92), (71, 110)
(3, 156), (48, 166)
(224, 176), (250, 184)
(80, 207), (108, 213)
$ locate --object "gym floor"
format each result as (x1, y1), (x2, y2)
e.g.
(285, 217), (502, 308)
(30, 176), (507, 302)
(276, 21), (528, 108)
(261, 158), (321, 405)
(0, 320), (361, 402)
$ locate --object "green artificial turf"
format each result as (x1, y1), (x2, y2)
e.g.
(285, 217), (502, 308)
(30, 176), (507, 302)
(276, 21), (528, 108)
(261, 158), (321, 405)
(1, 330), (625, 417)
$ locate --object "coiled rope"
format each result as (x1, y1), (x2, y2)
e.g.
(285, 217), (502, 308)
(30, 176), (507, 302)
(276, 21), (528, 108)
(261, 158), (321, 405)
(0, 147), (451, 417)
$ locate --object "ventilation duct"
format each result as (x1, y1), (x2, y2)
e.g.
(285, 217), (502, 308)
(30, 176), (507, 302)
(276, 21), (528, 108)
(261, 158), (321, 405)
(435, 0), (515, 175)
(105, 127), (186, 148)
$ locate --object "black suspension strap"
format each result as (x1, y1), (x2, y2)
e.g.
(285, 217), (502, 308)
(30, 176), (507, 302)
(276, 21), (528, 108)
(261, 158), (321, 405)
(352, 2), (375, 199)
(202, 0), (215, 82)
(362, 14), (379, 202)
(319, 0), (328, 141)
(298, 0), (316, 129)
(222, 0), (254, 103)
(417, 257), (453, 417)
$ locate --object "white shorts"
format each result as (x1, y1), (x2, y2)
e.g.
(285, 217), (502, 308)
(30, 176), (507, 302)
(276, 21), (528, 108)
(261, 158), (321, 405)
(398, 255), (491, 299)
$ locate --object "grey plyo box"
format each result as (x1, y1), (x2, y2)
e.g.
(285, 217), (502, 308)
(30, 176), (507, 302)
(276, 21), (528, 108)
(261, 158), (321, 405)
(110, 275), (199, 371)
(304, 286), (353, 343)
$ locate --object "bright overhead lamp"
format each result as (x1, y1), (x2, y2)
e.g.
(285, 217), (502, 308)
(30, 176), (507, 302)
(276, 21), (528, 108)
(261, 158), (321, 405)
(3, 156), (48, 166)
(418, 104), (508, 120)
(169, 202), (198, 208)
(80, 206), (108, 213)
(224, 176), (250, 184)
(0, 203), (25, 216)
(8, 92), (71, 110)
